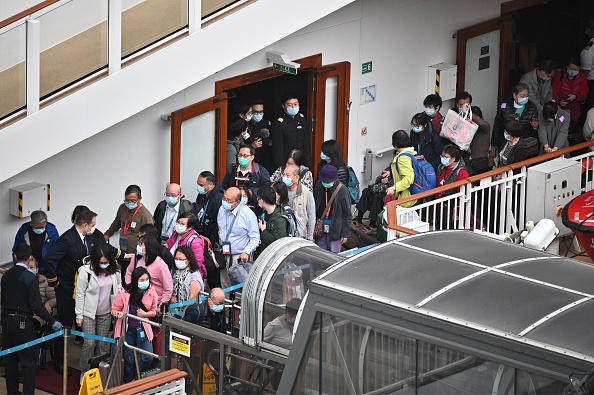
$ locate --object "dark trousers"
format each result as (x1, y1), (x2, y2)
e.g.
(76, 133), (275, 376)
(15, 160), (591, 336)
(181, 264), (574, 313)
(2, 315), (37, 394)
(355, 188), (385, 226)
(54, 286), (75, 367)
(206, 267), (221, 290)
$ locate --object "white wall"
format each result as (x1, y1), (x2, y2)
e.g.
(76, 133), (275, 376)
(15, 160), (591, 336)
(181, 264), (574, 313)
(0, 0), (506, 261)
(0, 0), (42, 21)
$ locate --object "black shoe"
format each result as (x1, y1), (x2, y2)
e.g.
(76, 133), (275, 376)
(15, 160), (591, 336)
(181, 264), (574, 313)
(73, 336), (83, 345)
(53, 364), (72, 376)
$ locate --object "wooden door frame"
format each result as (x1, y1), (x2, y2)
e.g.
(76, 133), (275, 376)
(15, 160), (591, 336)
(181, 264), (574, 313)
(170, 92), (228, 183)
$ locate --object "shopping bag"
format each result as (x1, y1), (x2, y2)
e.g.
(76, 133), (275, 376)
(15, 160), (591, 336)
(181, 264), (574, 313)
(441, 108), (479, 151)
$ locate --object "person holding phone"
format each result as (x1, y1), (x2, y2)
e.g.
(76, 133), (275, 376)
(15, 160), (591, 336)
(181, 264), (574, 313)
(553, 57), (589, 131)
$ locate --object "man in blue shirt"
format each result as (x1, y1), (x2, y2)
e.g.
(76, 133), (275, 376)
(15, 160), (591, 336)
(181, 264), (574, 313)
(12, 210), (59, 273)
(217, 187), (260, 290)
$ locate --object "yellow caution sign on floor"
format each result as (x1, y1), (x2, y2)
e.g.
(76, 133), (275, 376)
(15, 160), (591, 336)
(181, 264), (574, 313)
(202, 363), (217, 395)
(78, 368), (103, 395)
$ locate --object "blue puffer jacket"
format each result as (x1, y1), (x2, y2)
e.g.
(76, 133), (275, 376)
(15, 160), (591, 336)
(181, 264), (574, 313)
(12, 222), (59, 270)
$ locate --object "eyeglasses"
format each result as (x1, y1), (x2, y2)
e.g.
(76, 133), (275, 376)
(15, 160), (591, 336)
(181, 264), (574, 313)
(222, 197), (239, 203)
(238, 154), (252, 159)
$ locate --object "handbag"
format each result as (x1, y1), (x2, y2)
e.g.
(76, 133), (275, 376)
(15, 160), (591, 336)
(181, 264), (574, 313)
(313, 184), (343, 239)
(441, 107), (479, 151)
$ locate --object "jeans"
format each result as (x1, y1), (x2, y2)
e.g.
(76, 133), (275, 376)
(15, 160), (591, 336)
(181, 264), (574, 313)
(123, 326), (153, 383)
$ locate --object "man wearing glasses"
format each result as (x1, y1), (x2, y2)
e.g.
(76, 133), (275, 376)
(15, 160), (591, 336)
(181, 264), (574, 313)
(153, 183), (196, 242)
(217, 187), (260, 290)
(222, 145), (271, 211)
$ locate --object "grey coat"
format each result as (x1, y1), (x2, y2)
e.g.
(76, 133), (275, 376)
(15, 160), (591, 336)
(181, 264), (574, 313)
(538, 108), (570, 154)
(520, 69), (553, 113)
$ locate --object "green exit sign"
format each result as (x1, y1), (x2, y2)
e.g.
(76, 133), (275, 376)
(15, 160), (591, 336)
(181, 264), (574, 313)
(362, 61), (373, 74)
(273, 63), (297, 75)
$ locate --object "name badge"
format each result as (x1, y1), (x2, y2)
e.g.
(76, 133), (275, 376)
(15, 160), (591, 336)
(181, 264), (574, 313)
(323, 219), (331, 234)
(131, 221), (137, 228)
(222, 241), (231, 255)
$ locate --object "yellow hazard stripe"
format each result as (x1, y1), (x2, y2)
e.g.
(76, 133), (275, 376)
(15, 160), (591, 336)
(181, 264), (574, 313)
(435, 70), (440, 94)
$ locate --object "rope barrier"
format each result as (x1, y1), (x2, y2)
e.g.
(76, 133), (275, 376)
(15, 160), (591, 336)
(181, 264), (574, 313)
(70, 329), (116, 344)
(168, 282), (245, 314)
(0, 329), (64, 357)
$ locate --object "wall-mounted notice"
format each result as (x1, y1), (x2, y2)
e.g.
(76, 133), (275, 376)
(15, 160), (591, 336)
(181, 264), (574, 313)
(360, 85), (376, 104)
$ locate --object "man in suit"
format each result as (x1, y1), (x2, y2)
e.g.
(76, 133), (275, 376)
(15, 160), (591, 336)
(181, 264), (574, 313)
(43, 208), (119, 375)
(153, 183), (196, 242)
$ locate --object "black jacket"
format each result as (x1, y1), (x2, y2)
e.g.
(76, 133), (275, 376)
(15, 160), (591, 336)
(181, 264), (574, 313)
(195, 183), (224, 244)
(492, 99), (538, 148)
(271, 112), (310, 168)
(313, 182), (352, 241)
(499, 138), (528, 174)
(248, 119), (275, 173)
(222, 163), (271, 205)
(409, 122), (443, 171)
(43, 226), (117, 289)
(1, 265), (55, 324)
(153, 198), (196, 237)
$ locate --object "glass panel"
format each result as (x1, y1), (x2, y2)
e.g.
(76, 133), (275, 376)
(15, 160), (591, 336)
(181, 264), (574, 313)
(38, 0), (108, 98)
(202, 0), (240, 18)
(0, 22), (26, 119)
(262, 248), (344, 349)
(181, 111), (216, 201)
(324, 75), (338, 142)
(121, 0), (188, 58)
(167, 335), (219, 393)
(224, 345), (285, 393)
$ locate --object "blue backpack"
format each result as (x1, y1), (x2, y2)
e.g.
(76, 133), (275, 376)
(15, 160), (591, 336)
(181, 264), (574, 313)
(395, 152), (436, 194)
(347, 166), (360, 204)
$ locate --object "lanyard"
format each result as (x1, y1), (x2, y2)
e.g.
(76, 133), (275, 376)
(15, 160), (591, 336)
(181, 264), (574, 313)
(164, 207), (177, 233)
(123, 205), (141, 235)
(234, 163), (254, 187)
(325, 189), (332, 217)
(224, 204), (243, 241)
(200, 200), (210, 224)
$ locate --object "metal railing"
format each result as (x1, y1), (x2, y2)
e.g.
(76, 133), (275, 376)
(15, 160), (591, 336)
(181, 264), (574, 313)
(386, 140), (594, 237)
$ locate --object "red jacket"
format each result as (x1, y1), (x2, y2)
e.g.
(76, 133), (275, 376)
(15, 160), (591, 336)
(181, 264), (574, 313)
(552, 70), (589, 121)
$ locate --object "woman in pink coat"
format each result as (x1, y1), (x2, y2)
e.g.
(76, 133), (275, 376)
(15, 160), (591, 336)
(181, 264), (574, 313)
(165, 212), (207, 281)
(125, 235), (173, 306)
(112, 266), (158, 383)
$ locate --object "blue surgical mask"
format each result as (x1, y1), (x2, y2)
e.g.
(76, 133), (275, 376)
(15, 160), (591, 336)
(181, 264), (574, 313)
(125, 201), (138, 210)
(137, 280), (150, 290)
(504, 132), (511, 141)
(252, 113), (263, 123)
(567, 69), (579, 77)
(517, 97), (528, 106)
(240, 197), (248, 205)
(542, 76), (551, 81)
(32, 227), (45, 235)
(222, 201), (233, 211)
(282, 177), (294, 187)
(424, 108), (435, 116)
(28, 268), (37, 275)
(165, 196), (178, 205)
(238, 157), (250, 168)
(197, 185), (206, 195)
(322, 182), (334, 189)
(212, 303), (224, 313)
(320, 152), (329, 161)
(286, 107), (299, 116)
(136, 245), (144, 256)
(99, 263), (110, 269)
(440, 156), (451, 167)
(412, 126), (424, 133)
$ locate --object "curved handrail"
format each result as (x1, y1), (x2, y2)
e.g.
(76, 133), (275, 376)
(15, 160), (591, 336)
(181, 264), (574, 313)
(386, 139), (594, 232)
(0, 1), (59, 29)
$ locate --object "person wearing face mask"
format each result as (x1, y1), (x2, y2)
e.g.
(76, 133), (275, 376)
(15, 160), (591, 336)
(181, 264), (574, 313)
(263, 298), (301, 349)
(112, 267), (159, 383)
(222, 145), (271, 211)
(434, 145), (470, 201)
(497, 121), (528, 175)
(75, 244), (121, 382)
(195, 170), (224, 288)
(271, 92), (311, 169)
(492, 83), (539, 151)
(2, 244), (63, 395)
(164, 212), (207, 282)
(385, 130), (417, 208)
(217, 187), (260, 291)
(226, 118), (251, 174)
(409, 112), (443, 171)
(519, 59), (556, 113)
(28, 258), (56, 329)
(257, 185), (289, 252)
(313, 165), (352, 253)
(104, 184), (154, 257)
(538, 101), (570, 155)
(278, 165), (315, 239)
(153, 183), (196, 242)
(43, 208), (116, 375)
(12, 210), (59, 272)
(423, 94), (444, 134)
(126, 235), (173, 307)
(169, 246), (204, 323)
(270, 149), (314, 191)
(191, 287), (227, 333)
(553, 57), (589, 130)
(317, 139), (349, 186)
(581, 19), (594, 107)
(248, 99), (274, 173)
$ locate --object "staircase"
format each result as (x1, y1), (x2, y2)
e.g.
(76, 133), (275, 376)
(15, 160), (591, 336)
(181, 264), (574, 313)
(0, 0), (354, 182)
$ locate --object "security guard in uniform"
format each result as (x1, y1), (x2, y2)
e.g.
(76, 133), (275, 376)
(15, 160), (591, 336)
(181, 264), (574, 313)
(2, 243), (62, 395)
(271, 92), (311, 169)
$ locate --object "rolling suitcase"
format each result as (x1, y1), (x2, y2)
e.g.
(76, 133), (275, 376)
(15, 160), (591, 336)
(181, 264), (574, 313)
(89, 353), (112, 389)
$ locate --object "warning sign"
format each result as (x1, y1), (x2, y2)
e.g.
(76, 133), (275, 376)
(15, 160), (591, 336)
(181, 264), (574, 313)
(169, 331), (191, 357)
(202, 363), (217, 395)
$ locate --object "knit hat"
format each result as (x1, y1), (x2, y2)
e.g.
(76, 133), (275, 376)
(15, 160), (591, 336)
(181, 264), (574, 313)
(319, 165), (338, 183)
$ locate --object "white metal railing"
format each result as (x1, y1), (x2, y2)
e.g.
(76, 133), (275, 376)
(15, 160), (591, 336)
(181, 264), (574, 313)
(389, 142), (594, 237)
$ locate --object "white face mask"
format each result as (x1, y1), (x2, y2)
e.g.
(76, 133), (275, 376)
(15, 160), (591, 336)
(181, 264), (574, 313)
(175, 223), (187, 234)
(175, 260), (187, 270)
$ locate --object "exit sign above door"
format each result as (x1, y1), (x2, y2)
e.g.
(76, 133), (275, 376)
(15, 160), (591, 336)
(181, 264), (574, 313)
(273, 63), (297, 75)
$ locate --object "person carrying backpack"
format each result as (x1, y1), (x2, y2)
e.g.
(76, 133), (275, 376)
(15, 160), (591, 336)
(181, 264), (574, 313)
(272, 181), (300, 238)
(257, 185), (288, 252)
(386, 130), (418, 208)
